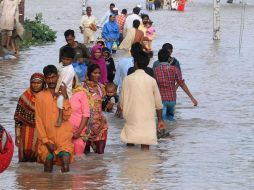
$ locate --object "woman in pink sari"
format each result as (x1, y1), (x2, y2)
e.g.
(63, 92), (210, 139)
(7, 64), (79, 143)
(90, 45), (108, 84)
(69, 76), (90, 156)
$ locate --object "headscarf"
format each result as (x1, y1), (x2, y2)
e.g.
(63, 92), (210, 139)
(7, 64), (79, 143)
(14, 73), (44, 128)
(0, 124), (14, 173)
(107, 14), (119, 32)
(72, 75), (94, 110)
(90, 45), (108, 84)
(30, 72), (45, 83)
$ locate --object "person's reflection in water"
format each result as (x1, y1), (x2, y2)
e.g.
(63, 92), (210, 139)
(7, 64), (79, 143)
(119, 148), (161, 188)
(15, 155), (109, 189)
(71, 156), (108, 189)
(16, 171), (74, 189)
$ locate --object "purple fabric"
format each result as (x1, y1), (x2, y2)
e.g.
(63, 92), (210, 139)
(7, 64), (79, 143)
(90, 45), (108, 84)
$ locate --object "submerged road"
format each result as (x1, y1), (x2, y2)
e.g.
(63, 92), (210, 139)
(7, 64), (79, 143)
(0, 0), (254, 189)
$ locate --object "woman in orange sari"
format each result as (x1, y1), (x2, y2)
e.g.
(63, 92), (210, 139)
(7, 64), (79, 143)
(14, 73), (45, 162)
(83, 64), (108, 154)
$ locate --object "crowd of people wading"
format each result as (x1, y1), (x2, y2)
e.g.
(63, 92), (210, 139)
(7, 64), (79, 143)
(0, 1), (200, 173)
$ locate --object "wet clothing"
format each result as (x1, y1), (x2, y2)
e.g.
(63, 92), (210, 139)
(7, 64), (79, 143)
(83, 80), (108, 154)
(59, 42), (90, 63)
(35, 89), (74, 165)
(69, 87), (90, 156)
(120, 69), (163, 145)
(14, 88), (38, 162)
(162, 101), (176, 121)
(153, 61), (184, 121)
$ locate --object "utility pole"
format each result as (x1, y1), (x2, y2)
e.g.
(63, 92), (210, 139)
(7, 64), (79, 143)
(82, 0), (88, 15)
(213, 0), (220, 40)
(19, 0), (25, 24)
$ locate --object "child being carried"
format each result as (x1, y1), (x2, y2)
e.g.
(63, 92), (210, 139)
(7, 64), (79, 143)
(55, 46), (76, 127)
(102, 83), (118, 112)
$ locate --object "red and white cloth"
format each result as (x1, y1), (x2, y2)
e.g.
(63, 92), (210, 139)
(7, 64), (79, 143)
(0, 125), (14, 173)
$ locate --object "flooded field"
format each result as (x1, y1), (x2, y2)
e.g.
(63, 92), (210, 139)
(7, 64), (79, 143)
(0, 0), (254, 189)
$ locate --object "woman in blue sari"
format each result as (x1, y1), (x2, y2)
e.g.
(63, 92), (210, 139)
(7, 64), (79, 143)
(102, 14), (120, 53)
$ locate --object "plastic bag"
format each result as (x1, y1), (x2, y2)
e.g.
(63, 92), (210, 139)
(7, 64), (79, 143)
(112, 41), (118, 51)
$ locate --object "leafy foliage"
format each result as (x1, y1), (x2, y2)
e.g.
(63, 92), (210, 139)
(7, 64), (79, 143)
(20, 13), (57, 49)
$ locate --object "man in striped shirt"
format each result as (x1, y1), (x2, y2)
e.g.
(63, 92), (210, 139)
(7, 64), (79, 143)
(153, 49), (198, 121)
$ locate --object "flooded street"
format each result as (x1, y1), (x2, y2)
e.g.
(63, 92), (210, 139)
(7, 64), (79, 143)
(1, 0), (254, 189)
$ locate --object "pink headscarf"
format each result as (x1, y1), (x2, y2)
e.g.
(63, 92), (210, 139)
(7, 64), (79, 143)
(90, 45), (108, 84)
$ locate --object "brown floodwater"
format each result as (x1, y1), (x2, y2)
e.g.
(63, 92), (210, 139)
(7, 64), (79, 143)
(0, 0), (254, 189)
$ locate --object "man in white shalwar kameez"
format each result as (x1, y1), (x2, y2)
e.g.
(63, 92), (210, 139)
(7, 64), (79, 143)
(123, 7), (142, 37)
(120, 48), (165, 150)
(0, 0), (19, 50)
(79, 6), (98, 44)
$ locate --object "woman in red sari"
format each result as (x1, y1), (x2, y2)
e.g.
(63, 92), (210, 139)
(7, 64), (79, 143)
(83, 64), (108, 154)
(14, 73), (45, 162)
(0, 124), (14, 173)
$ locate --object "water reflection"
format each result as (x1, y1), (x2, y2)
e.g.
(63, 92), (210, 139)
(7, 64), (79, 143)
(119, 148), (160, 189)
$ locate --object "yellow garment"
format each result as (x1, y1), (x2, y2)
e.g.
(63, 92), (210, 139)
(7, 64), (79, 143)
(119, 28), (136, 51)
(72, 76), (94, 109)
(139, 24), (147, 37)
(35, 89), (74, 165)
(80, 14), (97, 43)
(120, 70), (163, 145)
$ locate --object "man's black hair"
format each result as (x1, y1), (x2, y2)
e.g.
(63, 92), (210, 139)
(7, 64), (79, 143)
(162, 43), (173, 51)
(158, 49), (170, 62)
(130, 42), (143, 58)
(133, 7), (141, 15)
(110, 3), (115, 7)
(135, 51), (150, 70)
(141, 14), (149, 20)
(43, 65), (58, 76)
(133, 19), (140, 29)
(122, 9), (127, 15)
(64, 29), (75, 38)
(61, 46), (75, 59)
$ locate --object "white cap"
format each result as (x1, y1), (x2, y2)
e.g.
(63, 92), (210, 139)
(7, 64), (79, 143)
(136, 4), (142, 9)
